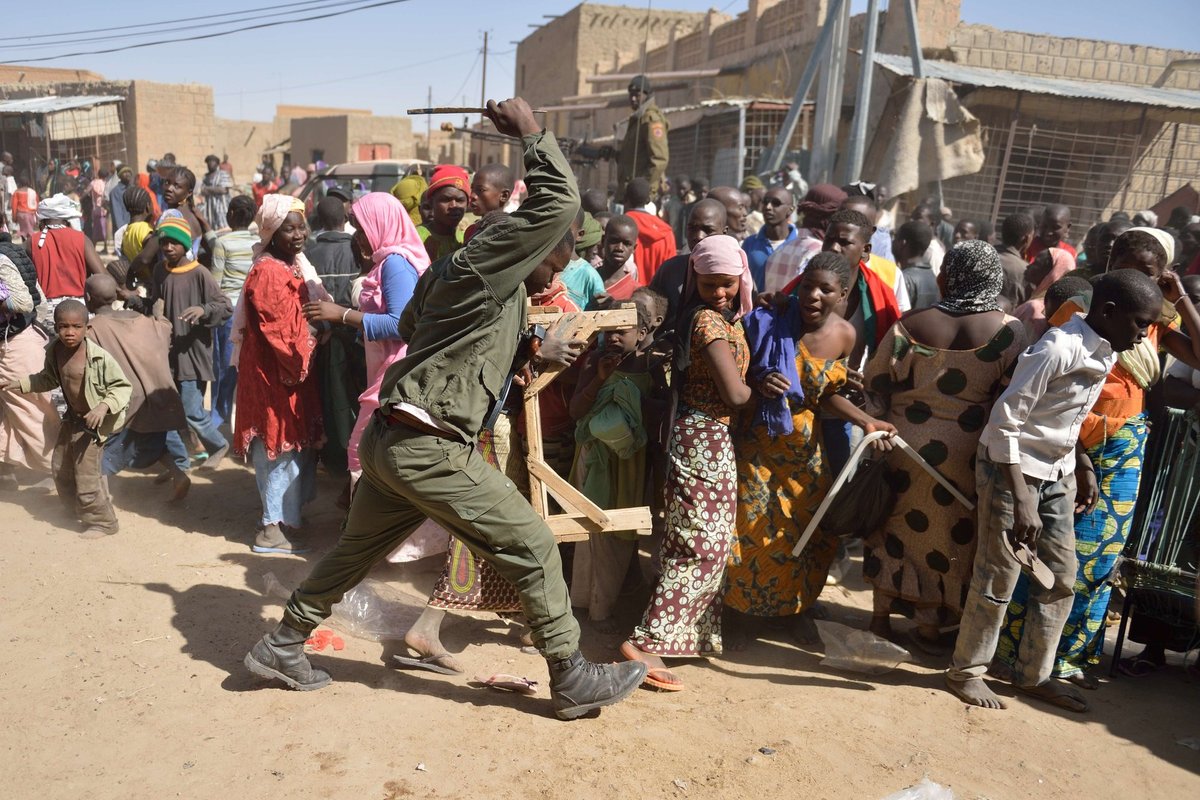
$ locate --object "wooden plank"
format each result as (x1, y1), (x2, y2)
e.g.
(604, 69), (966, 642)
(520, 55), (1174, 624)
(526, 307), (637, 397)
(526, 306), (636, 330)
(527, 458), (610, 527)
(519, 303), (648, 538)
(523, 387), (549, 519)
(545, 507), (654, 541)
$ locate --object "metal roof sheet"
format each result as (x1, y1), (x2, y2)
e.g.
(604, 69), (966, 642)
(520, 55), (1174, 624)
(873, 53), (1200, 111)
(0, 94), (123, 114)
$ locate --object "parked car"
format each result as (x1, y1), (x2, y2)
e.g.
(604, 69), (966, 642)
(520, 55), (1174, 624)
(297, 159), (433, 214)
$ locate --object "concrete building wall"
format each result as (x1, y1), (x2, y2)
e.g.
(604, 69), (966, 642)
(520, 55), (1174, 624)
(515, 2), (712, 111)
(539, 0), (1199, 213)
(0, 66), (105, 85)
(346, 115), (416, 161)
(125, 80), (215, 174)
(290, 116), (351, 167)
(947, 25), (1200, 91)
(275, 104), (371, 118)
(212, 117), (283, 187)
(289, 115), (416, 166)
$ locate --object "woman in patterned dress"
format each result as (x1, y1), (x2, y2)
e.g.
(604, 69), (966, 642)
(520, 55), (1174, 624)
(724, 252), (896, 648)
(619, 235), (753, 691)
(863, 240), (1027, 653)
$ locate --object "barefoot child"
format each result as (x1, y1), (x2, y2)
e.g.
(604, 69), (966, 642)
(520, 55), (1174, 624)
(946, 269), (1164, 714)
(4, 299), (131, 537)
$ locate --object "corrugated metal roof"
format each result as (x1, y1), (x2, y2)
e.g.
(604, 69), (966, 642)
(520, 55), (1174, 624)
(874, 53), (1200, 111)
(0, 95), (123, 114)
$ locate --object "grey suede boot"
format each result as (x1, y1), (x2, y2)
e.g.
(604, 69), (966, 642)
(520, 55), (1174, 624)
(548, 651), (647, 720)
(244, 623), (332, 691)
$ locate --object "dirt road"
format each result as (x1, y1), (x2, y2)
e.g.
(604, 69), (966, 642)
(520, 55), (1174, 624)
(2, 462), (1197, 799)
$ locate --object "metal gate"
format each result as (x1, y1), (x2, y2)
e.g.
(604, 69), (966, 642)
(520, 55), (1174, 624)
(941, 117), (1142, 229)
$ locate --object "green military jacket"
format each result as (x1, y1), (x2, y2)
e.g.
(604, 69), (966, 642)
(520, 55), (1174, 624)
(379, 131), (580, 444)
(21, 337), (132, 440)
(617, 99), (669, 193)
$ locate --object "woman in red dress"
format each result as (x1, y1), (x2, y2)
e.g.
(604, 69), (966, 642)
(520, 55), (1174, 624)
(234, 195), (324, 554)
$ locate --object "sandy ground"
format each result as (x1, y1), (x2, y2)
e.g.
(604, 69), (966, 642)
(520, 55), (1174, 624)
(2, 459), (1198, 800)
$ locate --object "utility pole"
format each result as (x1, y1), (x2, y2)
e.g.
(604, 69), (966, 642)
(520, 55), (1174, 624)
(426, 85), (432, 157)
(480, 31), (489, 120)
(478, 30), (489, 168)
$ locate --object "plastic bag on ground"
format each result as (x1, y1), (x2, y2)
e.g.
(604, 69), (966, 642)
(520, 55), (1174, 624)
(879, 777), (956, 800)
(815, 619), (912, 675)
(261, 572), (422, 642)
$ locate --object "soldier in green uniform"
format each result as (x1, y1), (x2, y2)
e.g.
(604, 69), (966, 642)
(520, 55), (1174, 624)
(616, 75), (669, 200)
(244, 97), (648, 721)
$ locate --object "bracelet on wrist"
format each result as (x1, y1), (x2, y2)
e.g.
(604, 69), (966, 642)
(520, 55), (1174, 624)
(341, 307), (352, 324)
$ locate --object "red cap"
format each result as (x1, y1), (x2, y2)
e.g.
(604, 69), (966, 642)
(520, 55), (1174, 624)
(428, 165), (470, 198)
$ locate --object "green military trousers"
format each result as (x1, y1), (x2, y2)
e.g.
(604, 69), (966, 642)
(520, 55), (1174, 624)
(282, 413), (581, 660)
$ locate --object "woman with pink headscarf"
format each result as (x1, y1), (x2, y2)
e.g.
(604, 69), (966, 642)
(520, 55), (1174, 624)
(234, 194), (329, 555)
(620, 234), (752, 691)
(302, 192), (430, 480)
(1014, 246), (1075, 339)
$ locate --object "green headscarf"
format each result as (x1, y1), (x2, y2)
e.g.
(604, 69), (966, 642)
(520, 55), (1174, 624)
(576, 212), (603, 256)
(390, 174), (428, 227)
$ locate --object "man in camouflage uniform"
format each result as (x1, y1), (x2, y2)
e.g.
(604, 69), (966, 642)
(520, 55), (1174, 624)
(616, 75), (669, 200)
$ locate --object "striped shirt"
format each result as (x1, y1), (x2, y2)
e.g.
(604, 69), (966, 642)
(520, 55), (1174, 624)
(211, 229), (257, 302)
(201, 169), (234, 231)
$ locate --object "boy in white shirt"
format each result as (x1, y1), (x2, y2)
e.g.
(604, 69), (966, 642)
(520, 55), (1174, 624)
(947, 269), (1164, 713)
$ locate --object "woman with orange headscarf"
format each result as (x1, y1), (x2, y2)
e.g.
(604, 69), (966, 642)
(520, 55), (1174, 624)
(135, 171), (161, 220)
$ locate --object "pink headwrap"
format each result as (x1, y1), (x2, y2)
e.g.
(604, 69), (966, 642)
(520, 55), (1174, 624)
(686, 234), (754, 321)
(351, 192), (431, 271)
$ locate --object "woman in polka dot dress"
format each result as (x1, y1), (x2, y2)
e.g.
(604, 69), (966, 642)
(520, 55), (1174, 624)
(863, 241), (1027, 653)
(620, 235), (753, 691)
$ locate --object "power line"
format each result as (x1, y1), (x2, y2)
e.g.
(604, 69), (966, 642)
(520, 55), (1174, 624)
(448, 49), (484, 107)
(214, 47), (479, 97)
(8, 0), (335, 40)
(6, 0), (368, 50)
(0, 0), (413, 65)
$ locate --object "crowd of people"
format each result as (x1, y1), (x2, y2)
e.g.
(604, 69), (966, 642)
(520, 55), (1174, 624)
(0, 94), (1197, 720)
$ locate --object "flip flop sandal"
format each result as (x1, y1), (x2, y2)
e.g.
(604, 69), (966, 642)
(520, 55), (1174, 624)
(1117, 656), (1161, 678)
(392, 653), (463, 675)
(642, 667), (685, 692)
(472, 673), (539, 695)
(1001, 532), (1054, 591)
(1014, 681), (1089, 713)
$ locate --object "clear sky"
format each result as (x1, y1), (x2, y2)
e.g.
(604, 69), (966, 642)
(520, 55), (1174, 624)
(5, 1), (1196, 121)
